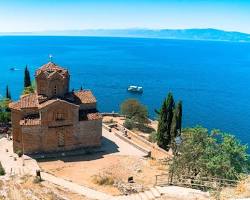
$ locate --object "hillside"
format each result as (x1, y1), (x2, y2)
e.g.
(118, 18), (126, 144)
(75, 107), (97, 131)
(1, 28), (250, 42)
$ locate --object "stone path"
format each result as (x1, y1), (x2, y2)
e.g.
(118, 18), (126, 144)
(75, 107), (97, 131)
(41, 172), (112, 200)
(39, 172), (210, 200)
(0, 137), (209, 200)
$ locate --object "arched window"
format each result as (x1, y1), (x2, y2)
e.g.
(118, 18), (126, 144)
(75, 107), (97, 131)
(55, 112), (64, 120)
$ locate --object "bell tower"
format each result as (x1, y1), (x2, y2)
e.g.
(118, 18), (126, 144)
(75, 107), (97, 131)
(35, 62), (70, 99)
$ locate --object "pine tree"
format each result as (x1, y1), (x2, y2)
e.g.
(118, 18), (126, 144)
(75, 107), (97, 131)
(5, 85), (11, 100)
(24, 65), (31, 88)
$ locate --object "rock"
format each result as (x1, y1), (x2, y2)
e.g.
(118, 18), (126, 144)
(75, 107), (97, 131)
(114, 180), (144, 195)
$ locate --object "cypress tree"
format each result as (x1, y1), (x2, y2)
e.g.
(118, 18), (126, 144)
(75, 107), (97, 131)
(175, 101), (182, 135)
(170, 101), (182, 153)
(156, 92), (175, 150)
(5, 85), (11, 100)
(24, 65), (31, 88)
(156, 99), (168, 148)
(165, 93), (175, 147)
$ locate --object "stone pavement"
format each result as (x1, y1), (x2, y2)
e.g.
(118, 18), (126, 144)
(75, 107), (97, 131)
(41, 172), (112, 200)
(0, 137), (40, 176)
(0, 133), (209, 200)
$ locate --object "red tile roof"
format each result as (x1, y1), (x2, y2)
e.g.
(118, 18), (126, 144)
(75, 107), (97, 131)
(20, 93), (39, 109)
(38, 99), (58, 109)
(74, 90), (96, 104)
(87, 113), (102, 120)
(9, 101), (21, 110)
(36, 62), (68, 78)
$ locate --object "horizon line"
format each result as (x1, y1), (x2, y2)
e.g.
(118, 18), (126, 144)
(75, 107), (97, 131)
(0, 27), (249, 35)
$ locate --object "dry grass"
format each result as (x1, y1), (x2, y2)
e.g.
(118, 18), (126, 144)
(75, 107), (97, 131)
(39, 155), (168, 195)
(0, 175), (90, 200)
(92, 174), (115, 186)
(0, 180), (3, 189)
(219, 176), (250, 199)
(148, 158), (168, 171)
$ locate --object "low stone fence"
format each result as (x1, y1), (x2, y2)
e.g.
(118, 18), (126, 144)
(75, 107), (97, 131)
(101, 112), (125, 117)
(103, 122), (171, 160)
(102, 123), (112, 132)
(116, 124), (171, 160)
(113, 130), (151, 156)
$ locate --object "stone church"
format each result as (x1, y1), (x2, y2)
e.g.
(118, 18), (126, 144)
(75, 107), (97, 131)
(9, 62), (102, 154)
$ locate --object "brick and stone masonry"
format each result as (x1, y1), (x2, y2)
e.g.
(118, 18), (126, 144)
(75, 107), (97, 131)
(9, 62), (102, 154)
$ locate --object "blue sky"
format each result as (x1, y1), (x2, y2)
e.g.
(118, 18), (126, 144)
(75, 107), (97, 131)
(0, 0), (250, 33)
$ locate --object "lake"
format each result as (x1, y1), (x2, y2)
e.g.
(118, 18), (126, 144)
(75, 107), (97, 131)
(0, 36), (249, 145)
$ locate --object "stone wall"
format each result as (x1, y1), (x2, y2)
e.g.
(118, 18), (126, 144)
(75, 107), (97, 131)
(40, 101), (79, 126)
(36, 74), (69, 98)
(19, 118), (102, 154)
(21, 125), (43, 153)
(79, 102), (96, 110)
(78, 119), (102, 147)
(11, 110), (22, 152)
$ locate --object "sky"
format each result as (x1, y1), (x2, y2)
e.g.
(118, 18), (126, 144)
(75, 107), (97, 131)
(0, 0), (250, 33)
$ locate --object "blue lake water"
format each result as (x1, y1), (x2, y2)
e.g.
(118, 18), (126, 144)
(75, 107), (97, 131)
(0, 36), (249, 145)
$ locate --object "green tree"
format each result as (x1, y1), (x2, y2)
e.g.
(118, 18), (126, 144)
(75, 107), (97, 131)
(156, 98), (169, 148)
(23, 81), (35, 95)
(175, 101), (182, 134)
(5, 85), (11, 100)
(120, 99), (148, 128)
(169, 126), (249, 182)
(0, 98), (11, 123)
(170, 101), (182, 150)
(24, 65), (31, 88)
(156, 93), (175, 150)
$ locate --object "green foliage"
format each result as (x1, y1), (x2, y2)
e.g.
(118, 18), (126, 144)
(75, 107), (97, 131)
(0, 98), (11, 123)
(120, 99), (148, 126)
(24, 65), (31, 88)
(0, 162), (5, 176)
(23, 85), (35, 95)
(156, 93), (182, 150)
(156, 95), (171, 149)
(149, 131), (158, 143)
(170, 126), (249, 181)
(123, 118), (134, 130)
(0, 112), (11, 123)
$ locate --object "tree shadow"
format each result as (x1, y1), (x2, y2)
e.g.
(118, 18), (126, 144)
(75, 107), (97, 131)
(136, 125), (155, 134)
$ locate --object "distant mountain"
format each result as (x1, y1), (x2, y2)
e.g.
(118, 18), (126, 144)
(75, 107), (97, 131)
(1, 28), (250, 42)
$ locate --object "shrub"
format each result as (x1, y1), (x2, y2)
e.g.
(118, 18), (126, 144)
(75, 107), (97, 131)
(16, 149), (23, 157)
(169, 126), (249, 182)
(0, 162), (5, 176)
(23, 85), (35, 95)
(120, 99), (148, 125)
(123, 119), (134, 130)
(33, 176), (42, 184)
(92, 174), (114, 185)
(148, 131), (157, 143)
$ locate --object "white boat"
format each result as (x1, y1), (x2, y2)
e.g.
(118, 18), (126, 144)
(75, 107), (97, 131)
(127, 85), (143, 93)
